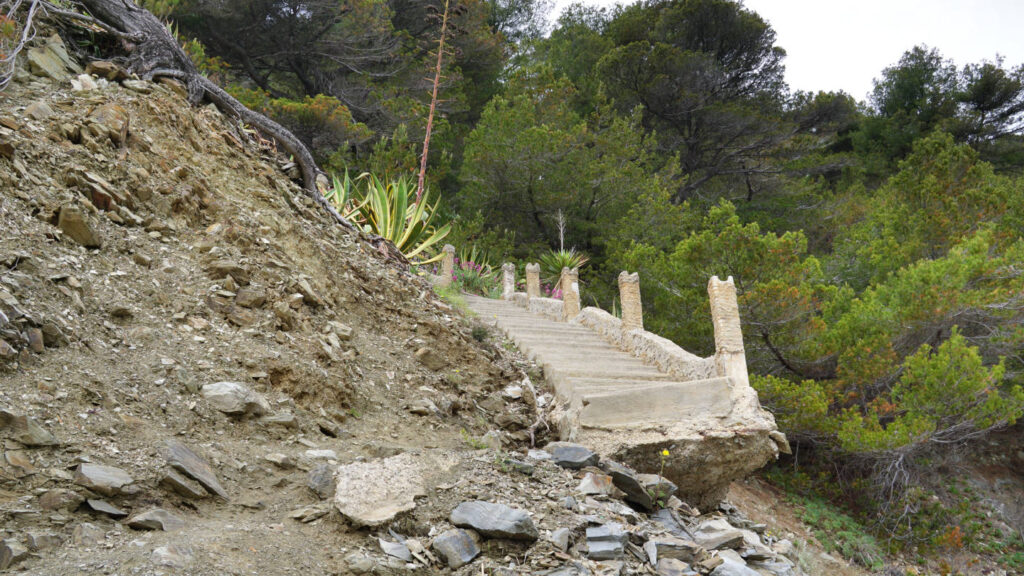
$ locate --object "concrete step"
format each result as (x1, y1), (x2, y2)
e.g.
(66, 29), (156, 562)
(577, 377), (733, 428)
(508, 338), (618, 350)
(565, 376), (688, 390)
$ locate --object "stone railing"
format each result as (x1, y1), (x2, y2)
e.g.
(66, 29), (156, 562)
(499, 260), (750, 391)
(429, 245), (748, 391)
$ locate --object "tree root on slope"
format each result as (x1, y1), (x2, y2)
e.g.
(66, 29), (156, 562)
(46, 0), (353, 229)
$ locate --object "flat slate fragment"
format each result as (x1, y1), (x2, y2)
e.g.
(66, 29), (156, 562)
(164, 440), (228, 499)
(432, 529), (480, 569)
(128, 508), (185, 532)
(450, 501), (538, 541)
(543, 442), (599, 469)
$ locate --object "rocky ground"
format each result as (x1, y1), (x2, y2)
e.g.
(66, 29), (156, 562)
(0, 32), (872, 576)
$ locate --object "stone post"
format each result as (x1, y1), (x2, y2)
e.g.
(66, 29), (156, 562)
(501, 263), (515, 300)
(618, 271), (643, 332)
(560, 267), (580, 321)
(439, 244), (455, 287)
(525, 263), (540, 299)
(708, 275), (748, 387)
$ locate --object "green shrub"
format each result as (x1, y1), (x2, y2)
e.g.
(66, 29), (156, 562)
(538, 248), (589, 286)
(324, 172), (451, 263)
(798, 496), (885, 570)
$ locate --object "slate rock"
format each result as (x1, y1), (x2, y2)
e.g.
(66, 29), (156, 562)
(38, 488), (85, 511)
(644, 536), (705, 565)
(201, 381), (270, 416)
(308, 463), (335, 500)
(578, 472), (618, 496)
(586, 523), (627, 560)
(305, 449), (337, 460)
(25, 100), (55, 120)
(433, 529), (480, 569)
(414, 347), (446, 371)
(345, 552), (376, 574)
(26, 328), (44, 353)
(0, 539), (28, 570)
(71, 522), (105, 547)
(159, 469), (207, 499)
(85, 61), (127, 81)
(58, 205), (102, 248)
(235, 286), (266, 308)
(656, 558), (697, 576)
(507, 458), (534, 475)
(262, 411), (298, 428)
(128, 508), (185, 532)
(164, 440), (228, 499)
(4, 450), (32, 474)
(26, 34), (78, 80)
(549, 527), (571, 551)
(74, 463), (133, 496)
(544, 442), (599, 469)
(710, 550), (761, 576)
(152, 544), (193, 568)
(605, 460), (677, 510)
(25, 531), (62, 552)
(207, 260), (249, 285)
(737, 529), (774, 561)
(0, 408), (58, 446)
(27, 46), (68, 80)
(747, 558), (797, 576)
(450, 501), (538, 541)
(379, 538), (412, 562)
(264, 453), (296, 469)
(122, 79), (153, 94)
(772, 539), (796, 561)
(693, 518), (744, 551)
(85, 498), (128, 518)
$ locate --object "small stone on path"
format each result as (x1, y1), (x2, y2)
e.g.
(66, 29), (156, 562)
(432, 529), (480, 569)
(544, 442), (599, 469)
(128, 508), (185, 531)
(85, 499), (128, 518)
(74, 463), (133, 497)
(450, 501), (538, 541)
(164, 440), (228, 499)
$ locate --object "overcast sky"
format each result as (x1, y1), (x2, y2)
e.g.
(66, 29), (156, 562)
(547, 0), (1024, 102)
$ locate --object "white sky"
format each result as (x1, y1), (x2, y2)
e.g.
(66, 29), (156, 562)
(548, 0), (1024, 103)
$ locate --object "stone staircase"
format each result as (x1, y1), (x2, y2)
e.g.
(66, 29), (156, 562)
(466, 296), (733, 429)
(455, 267), (788, 507)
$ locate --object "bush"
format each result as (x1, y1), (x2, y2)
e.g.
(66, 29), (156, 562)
(323, 171), (451, 263)
(537, 248), (589, 287)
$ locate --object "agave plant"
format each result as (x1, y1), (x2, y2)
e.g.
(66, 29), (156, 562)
(538, 248), (589, 287)
(453, 245), (500, 297)
(323, 171), (451, 263)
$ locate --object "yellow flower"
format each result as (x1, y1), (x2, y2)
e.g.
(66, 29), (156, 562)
(661, 449), (670, 457)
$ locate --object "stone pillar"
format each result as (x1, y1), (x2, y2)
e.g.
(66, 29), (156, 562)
(618, 271), (643, 332)
(708, 275), (748, 387)
(439, 244), (455, 287)
(501, 263), (515, 300)
(525, 263), (540, 299)
(560, 267), (580, 321)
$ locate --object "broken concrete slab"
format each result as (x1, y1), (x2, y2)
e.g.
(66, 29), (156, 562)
(333, 451), (457, 527)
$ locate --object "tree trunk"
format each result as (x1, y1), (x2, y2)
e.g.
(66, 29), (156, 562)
(72, 0), (351, 228)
